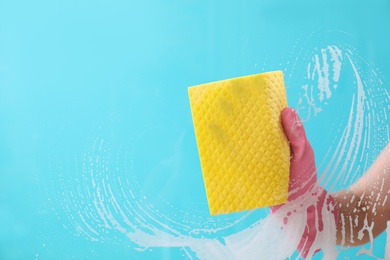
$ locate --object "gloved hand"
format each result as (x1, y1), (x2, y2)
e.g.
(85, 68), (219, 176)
(270, 107), (339, 258)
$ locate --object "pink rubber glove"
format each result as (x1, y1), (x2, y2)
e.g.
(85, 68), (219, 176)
(270, 108), (339, 258)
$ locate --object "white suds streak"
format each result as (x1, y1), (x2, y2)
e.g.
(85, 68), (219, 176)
(328, 46), (342, 82)
(345, 53), (366, 178)
(327, 95), (355, 190)
(48, 44), (390, 259)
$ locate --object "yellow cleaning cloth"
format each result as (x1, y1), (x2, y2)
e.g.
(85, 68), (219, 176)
(188, 71), (290, 215)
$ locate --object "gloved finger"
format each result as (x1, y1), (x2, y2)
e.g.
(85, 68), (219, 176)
(281, 107), (310, 159)
(302, 205), (318, 258)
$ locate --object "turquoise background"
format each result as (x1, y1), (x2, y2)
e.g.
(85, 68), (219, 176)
(1, 0), (389, 259)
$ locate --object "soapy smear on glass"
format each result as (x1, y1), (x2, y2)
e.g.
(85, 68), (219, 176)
(47, 39), (390, 259)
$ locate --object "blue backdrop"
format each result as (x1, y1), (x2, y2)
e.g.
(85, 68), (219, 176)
(1, 0), (389, 259)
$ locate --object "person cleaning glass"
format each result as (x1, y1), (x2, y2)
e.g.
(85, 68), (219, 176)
(272, 107), (390, 258)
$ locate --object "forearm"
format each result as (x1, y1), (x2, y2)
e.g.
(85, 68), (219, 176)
(333, 142), (390, 246)
(333, 189), (387, 246)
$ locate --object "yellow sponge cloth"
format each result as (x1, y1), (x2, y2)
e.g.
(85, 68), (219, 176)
(188, 71), (290, 215)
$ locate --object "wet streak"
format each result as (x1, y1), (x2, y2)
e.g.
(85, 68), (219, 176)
(48, 41), (389, 259)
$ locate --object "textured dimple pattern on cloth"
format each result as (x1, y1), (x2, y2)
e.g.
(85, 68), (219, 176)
(188, 71), (290, 215)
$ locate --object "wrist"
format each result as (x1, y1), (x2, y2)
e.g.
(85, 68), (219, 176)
(271, 184), (339, 258)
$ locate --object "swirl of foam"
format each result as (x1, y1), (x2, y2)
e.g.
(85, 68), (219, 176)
(47, 43), (389, 259)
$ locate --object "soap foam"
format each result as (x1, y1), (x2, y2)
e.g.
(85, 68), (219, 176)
(47, 41), (389, 259)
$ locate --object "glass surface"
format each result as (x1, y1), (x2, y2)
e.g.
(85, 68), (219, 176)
(1, 0), (389, 259)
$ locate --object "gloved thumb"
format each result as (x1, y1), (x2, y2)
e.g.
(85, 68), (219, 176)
(281, 108), (312, 160)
